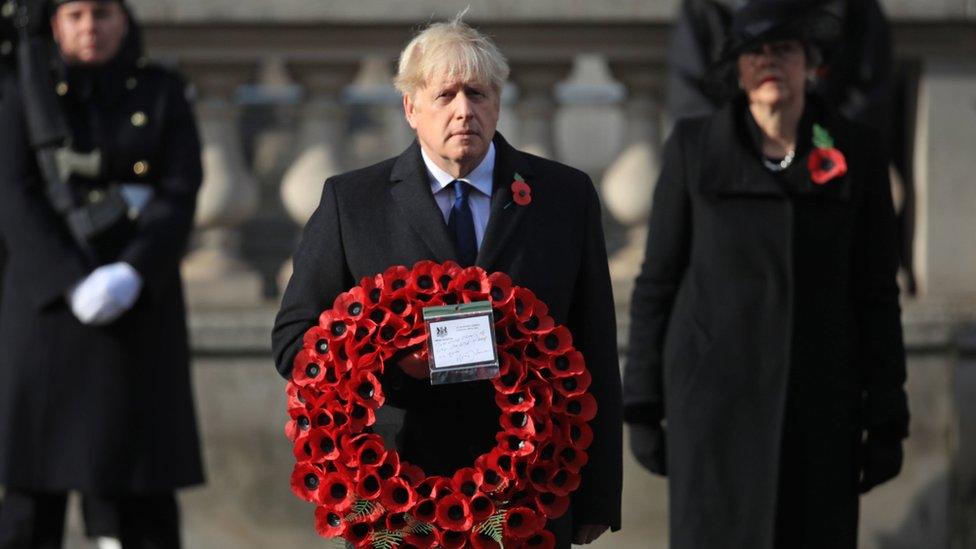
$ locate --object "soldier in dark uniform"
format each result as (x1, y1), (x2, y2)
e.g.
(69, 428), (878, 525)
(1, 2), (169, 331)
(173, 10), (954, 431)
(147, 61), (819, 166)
(0, 1), (204, 547)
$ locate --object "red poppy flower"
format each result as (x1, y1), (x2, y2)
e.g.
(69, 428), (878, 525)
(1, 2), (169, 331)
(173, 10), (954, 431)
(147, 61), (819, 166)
(374, 451), (401, 480)
(435, 493), (473, 531)
(501, 410), (537, 439)
(409, 260), (451, 297)
(521, 530), (556, 549)
(808, 147), (847, 185)
(535, 491), (570, 519)
(469, 529), (502, 549)
(561, 417), (594, 450)
(380, 476), (416, 513)
(527, 412), (554, 442)
(475, 453), (510, 493)
(381, 265), (412, 295)
(375, 312), (410, 345)
(403, 529), (438, 548)
(333, 287), (369, 321)
(527, 461), (556, 492)
(494, 354), (526, 394)
(319, 471), (356, 511)
(314, 505), (348, 538)
(557, 393), (597, 422)
(546, 350), (585, 378)
(451, 467), (484, 498)
(438, 529), (469, 549)
(519, 302), (554, 336)
(399, 462), (426, 488)
(554, 444), (588, 473)
(512, 288), (538, 323)
(291, 463), (325, 503)
(345, 518), (374, 547)
(356, 470), (383, 499)
(303, 325), (334, 358)
(496, 386), (536, 413)
(345, 434), (386, 469)
(413, 497), (438, 523)
(525, 380), (554, 411)
(487, 272), (515, 304)
(511, 179), (532, 206)
(538, 326), (571, 354)
(286, 406), (312, 442)
(291, 349), (327, 387)
(503, 506), (541, 539)
(318, 310), (354, 343)
(307, 427), (340, 462)
(359, 274), (386, 307)
(553, 369), (591, 398)
(496, 431), (535, 457)
(347, 369), (385, 410)
(386, 511), (410, 532)
(451, 266), (491, 299)
(547, 468), (581, 497)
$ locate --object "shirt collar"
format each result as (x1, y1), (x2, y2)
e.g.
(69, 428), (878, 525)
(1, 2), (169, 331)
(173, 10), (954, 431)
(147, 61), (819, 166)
(422, 142), (496, 197)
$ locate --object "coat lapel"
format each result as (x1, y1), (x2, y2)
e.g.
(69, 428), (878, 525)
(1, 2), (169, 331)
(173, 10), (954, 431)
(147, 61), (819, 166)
(476, 133), (534, 271)
(699, 102), (787, 199)
(389, 141), (459, 263)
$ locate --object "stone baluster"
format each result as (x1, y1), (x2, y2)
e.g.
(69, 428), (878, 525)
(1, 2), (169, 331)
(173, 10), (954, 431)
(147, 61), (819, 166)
(180, 60), (263, 305)
(510, 61), (573, 159)
(602, 61), (665, 284)
(278, 60), (359, 290)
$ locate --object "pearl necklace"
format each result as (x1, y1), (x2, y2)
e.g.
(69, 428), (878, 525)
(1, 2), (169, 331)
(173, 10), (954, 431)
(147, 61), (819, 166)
(762, 148), (796, 172)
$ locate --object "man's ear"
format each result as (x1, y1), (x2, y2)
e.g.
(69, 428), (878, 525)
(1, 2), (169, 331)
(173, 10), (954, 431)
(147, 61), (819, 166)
(403, 93), (419, 130)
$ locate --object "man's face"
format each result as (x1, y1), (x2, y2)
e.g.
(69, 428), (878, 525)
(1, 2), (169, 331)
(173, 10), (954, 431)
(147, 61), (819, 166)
(404, 74), (500, 178)
(51, 1), (128, 66)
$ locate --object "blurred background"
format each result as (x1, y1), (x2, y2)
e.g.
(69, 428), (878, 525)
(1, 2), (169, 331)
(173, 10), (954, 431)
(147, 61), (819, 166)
(46, 0), (976, 547)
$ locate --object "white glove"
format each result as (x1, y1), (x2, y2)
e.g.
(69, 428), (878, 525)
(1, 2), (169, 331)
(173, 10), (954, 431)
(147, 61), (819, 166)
(67, 262), (144, 326)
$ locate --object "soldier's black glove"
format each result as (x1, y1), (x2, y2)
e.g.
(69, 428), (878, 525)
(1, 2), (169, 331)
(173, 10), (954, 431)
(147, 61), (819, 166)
(629, 422), (667, 476)
(859, 434), (903, 494)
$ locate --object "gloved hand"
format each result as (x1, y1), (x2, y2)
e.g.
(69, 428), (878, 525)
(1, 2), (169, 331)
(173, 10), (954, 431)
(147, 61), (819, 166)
(67, 262), (143, 326)
(629, 422), (667, 476)
(859, 434), (904, 494)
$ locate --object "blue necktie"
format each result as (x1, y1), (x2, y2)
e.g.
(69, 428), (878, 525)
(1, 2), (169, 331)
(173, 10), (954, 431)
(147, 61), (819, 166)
(448, 180), (478, 267)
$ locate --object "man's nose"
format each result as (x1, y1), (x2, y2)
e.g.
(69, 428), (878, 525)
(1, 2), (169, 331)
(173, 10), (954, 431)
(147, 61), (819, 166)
(454, 94), (475, 118)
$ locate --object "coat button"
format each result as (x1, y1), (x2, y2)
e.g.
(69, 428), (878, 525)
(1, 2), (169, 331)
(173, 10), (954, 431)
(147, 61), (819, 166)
(133, 161), (149, 176)
(56, 81), (69, 96)
(1, 1), (15, 18)
(130, 111), (147, 127)
(88, 190), (105, 203)
(126, 77), (138, 90)
(0, 41), (11, 56)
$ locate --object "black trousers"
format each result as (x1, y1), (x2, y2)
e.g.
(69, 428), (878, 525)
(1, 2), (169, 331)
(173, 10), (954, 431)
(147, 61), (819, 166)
(0, 490), (180, 549)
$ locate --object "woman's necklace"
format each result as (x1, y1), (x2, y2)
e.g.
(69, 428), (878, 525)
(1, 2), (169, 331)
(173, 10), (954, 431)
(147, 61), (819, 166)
(762, 148), (796, 172)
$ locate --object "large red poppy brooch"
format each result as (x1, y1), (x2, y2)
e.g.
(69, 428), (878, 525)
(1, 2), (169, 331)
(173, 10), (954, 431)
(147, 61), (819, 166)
(286, 260), (595, 548)
(508, 173), (532, 208)
(807, 123), (847, 185)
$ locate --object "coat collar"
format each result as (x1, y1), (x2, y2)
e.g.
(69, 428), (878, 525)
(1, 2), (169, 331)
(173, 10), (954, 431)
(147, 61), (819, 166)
(388, 132), (535, 269)
(700, 95), (851, 202)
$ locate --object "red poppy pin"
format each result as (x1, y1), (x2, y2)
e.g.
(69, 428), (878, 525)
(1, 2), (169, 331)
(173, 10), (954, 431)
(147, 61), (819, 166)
(808, 123), (848, 185)
(508, 173), (532, 207)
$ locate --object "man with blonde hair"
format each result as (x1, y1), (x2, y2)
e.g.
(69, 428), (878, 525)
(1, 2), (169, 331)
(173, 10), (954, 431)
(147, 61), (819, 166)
(273, 16), (622, 546)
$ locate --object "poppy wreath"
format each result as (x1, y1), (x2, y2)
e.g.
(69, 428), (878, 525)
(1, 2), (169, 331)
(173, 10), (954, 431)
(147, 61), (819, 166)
(285, 260), (597, 549)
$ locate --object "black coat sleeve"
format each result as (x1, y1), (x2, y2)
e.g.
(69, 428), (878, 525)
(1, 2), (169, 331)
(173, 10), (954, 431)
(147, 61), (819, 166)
(566, 178), (623, 531)
(118, 75), (202, 285)
(854, 131), (908, 439)
(0, 75), (88, 309)
(272, 178), (353, 379)
(624, 122), (693, 424)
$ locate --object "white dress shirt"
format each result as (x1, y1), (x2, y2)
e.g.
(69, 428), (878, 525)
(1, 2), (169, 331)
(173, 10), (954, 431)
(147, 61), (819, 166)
(421, 143), (495, 250)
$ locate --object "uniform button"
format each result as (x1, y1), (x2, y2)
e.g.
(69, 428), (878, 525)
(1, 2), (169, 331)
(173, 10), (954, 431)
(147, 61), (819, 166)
(1, 1), (15, 18)
(126, 77), (138, 90)
(88, 190), (105, 203)
(133, 161), (149, 176)
(0, 41), (11, 56)
(130, 111), (147, 127)
(56, 81), (69, 96)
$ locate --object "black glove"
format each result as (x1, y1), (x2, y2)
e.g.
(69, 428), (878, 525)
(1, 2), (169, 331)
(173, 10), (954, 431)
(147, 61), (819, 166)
(629, 422), (667, 476)
(859, 434), (904, 494)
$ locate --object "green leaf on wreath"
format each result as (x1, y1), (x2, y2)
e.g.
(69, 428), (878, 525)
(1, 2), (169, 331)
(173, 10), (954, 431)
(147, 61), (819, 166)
(406, 519), (434, 535)
(369, 529), (404, 549)
(476, 509), (508, 546)
(345, 499), (382, 522)
(812, 123), (834, 150)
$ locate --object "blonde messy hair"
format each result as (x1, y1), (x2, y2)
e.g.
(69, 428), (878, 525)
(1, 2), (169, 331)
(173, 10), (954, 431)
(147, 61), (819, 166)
(394, 13), (510, 97)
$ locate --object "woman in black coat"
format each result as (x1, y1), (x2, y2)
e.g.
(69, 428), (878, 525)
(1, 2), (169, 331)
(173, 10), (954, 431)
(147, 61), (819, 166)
(0, 1), (203, 546)
(624, 2), (909, 548)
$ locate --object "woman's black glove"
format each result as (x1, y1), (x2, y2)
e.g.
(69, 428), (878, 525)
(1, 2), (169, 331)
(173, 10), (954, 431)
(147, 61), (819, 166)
(859, 434), (904, 494)
(629, 422), (667, 476)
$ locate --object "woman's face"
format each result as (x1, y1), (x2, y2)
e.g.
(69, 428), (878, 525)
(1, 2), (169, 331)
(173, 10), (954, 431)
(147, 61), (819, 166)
(737, 39), (808, 108)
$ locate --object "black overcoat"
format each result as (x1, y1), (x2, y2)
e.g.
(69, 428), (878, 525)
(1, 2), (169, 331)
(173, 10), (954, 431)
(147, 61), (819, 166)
(624, 97), (908, 548)
(0, 28), (204, 493)
(272, 134), (623, 539)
